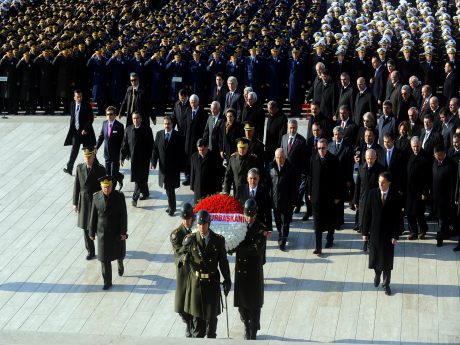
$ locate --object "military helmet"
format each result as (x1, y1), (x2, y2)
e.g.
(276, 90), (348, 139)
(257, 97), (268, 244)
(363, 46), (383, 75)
(244, 198), (258, 217)
(180, 203), (194, 219)
(196, 210), (211, 224)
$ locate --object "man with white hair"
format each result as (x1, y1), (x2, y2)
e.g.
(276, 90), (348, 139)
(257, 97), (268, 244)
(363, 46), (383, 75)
(203, 101), (224, 153)
(224, 76), (244, 119)
(241, 91), (265, 140)
(182, 94), (208, 186)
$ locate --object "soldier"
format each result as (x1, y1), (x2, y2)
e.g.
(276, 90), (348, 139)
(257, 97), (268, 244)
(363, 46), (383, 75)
(243, 121), (264, 165)
(230, 199), (267, 340)
(181, 210), (231, 338)
(223, 137), (260, 201)
(72, 147), (106, 260)
(89, 176), (128, 290)
(170, 203), (195, 337)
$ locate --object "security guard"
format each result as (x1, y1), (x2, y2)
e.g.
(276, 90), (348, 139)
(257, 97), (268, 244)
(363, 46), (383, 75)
(230, 199), (267, 340)
(181, 210), (231, 338)
(223, 138), (260, 201)
(170, 203), (195, 337)
(89, 176), (128, 290)
(72, 146), (106, 260)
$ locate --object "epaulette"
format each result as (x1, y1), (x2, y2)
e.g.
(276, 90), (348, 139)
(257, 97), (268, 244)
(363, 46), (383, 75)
(182, 233), (193, 246)
(170, 228), (179, 242)
(255, 138), (265, 146)
(250, 153), (258, 158)
(231, 152), (238, 156)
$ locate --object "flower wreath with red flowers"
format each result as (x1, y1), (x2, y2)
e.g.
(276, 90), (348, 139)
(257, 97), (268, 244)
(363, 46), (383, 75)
(194, 194), (247, 251)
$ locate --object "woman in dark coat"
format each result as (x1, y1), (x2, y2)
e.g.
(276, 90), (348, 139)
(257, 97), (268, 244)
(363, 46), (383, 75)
(219, 108), (244, 161)
(362, 172), (402, 295)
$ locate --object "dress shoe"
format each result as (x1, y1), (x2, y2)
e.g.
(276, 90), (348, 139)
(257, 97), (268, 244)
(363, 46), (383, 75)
(118, 262), (124, 276)
(131, 199), (137, 207)
(182, 179), (190, 186)
(353, 225), (360, 231)
(407, 233), (417, 240)
(384, 286), (392, 296)
(362, 242), (368, 252)
(102, 283), (112, 290)
(294, 206), (301, 214)
(313, 249), (322, 256)
(436, 239), (443, 247)
(418, 232), (426, 240)
(168, 210), (175, 217)
(63, 168), (72, 175)
(302, 214), (310, 221)
(374, 275), (380, 287)
(139, 195), (148, 200)
(453, 245), (460, 252)
(86, 253), (96, 260)
(325, 241), (333, 249)
(165, 208), (170, 213)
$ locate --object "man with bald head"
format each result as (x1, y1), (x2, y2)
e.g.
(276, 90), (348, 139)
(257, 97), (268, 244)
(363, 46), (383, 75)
(354, 77), (376, 125)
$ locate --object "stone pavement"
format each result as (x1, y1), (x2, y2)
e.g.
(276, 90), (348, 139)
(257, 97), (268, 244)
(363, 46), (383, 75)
(0, 116), (459, 344)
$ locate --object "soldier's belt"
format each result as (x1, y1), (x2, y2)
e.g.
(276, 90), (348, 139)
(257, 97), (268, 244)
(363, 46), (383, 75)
(195, 271), (210, 279)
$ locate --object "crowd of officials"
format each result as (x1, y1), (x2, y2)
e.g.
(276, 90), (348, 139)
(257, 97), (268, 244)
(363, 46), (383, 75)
(6, 0), (457, 340)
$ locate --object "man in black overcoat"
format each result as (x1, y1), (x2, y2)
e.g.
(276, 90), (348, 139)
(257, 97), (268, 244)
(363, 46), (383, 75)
(406, 137), (431, 240)
(89, 176), (128, 290)
(190, 139), (223, 203)
(308, 139), (341, 254)
(119, 72), (154, 127)
(362, 171), (402, 296)
(152, 116), (184, 216)
(264, 101), (287, 164)
(120, 112), (154, 207)
(183, 94), (208, 186)
(73, 147), (106, 260)
(63, 90), (96, 175)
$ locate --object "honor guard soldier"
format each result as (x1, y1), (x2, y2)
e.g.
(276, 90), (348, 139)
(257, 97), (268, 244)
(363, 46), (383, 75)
(170, 203), (195, 337)
(230, 199), (267, 340)
(181, 210), (231, 338)
(89, 176), (128, 290)
(72, 147), (106, 260)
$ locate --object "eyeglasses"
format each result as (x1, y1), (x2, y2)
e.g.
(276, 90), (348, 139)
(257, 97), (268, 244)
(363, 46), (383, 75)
(317, 147), (327, 150)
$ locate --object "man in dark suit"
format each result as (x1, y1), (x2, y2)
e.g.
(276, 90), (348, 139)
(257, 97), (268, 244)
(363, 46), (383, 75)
(308, 138), (341, 254)
(406, 137), (431, 240)
(266, 148), (298, 251)
(328, 126), (355, 228)
(118, 72), (154, 128)
(379, 132), (406, 198)
(432, 145), (457, 247)
(202, 101), (224, 154)
(408, 107), (423, 137)
(440, 108), (456, 149)
(152, 116), (184, 216)
(336, 72), (355, 119)
(281, 119), (307, 213)
(210, 72), (228, 108)
(443, 62), (458, 104)
(120, 112), (154, 207)
(63, 89), (96, 175)
(420, 114), (443, 162)
(265, 101), (288, 164)
(171, 89), (190, 136)
(96, 106), (125, 189)
(354, 77), (376, 126)
(338, 105), (358, 145)
(224, 76), (244, 121)
(73, 147), (106, 260)
(362, 171), (402, 296)
(89, 176), (128, 290)
(190, 139), (223, 203)
(183, 94), (208, 186)
(377, 101), (397, 145)
(370, 56), (388, 107)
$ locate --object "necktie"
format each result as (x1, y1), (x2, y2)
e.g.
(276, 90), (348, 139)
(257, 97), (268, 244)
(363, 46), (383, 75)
(75, 104), (80, 130)
(341, 121), (345, 129)
(422, 132), (430, 149)
(251, 189), (255, 198)
(192, 110), (196, 120)
(336, 143), (340, 151)
(386, 150), (391, 167)
(288, 137), (293, 153)
(381, 192), (385, 204)
(165, 132), (169, 144)
(314, 138), (318, 148)
(108, 122), (112, 138)
(130, 88), (136, 114)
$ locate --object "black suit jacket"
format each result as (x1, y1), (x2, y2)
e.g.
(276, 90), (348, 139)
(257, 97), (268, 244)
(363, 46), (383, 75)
(64, 101), (95, 146)
(420, 129), (442, 158)
(281, 133), (308, 175)
(443, 72), (459, 104)
(241, 184), (273, 231)
(354, 89), (376, 125)
(119, 86), (152, 127)
(371, 65), (388, 104)
(224, 91), (244, 120)
(152, 130), (184, 189)
(211, 84), (229, 108)
(203, 114), (225, 153)
(96, 119), (124, 161)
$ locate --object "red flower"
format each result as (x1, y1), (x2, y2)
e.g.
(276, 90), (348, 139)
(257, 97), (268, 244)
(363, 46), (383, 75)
(194, 194), (244, 214)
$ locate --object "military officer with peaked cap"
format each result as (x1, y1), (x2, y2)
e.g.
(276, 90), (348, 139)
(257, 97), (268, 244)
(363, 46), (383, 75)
(72, 146), (106, 260)
(181, 210), (231, 338)
(89, 176), (128, 290)
(170, 203), (195, 337)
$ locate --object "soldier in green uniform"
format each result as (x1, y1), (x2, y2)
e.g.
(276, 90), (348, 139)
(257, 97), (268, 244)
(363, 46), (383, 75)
(181, 210), (231, 338)
(72, 147), (106, 260)
(89, 176), (128, 290)
(170, 203), (195, 337)
(230, 199), (267, 340)
(223, 138), (260, 202)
